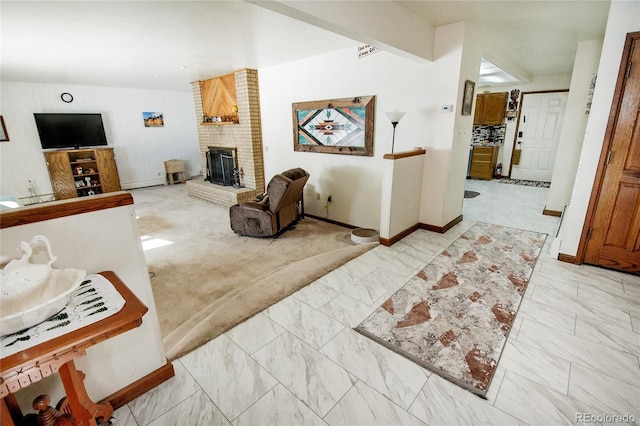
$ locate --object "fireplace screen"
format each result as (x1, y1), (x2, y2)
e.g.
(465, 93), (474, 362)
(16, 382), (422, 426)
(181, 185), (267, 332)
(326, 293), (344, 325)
(206, 147), (238, 186)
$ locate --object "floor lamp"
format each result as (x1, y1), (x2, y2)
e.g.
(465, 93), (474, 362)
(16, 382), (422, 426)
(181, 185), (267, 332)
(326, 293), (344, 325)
(386, 111), (405, 153)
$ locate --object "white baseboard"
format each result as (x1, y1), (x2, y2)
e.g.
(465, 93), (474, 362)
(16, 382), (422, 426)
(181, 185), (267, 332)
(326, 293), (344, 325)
(121, 178), (167, 190)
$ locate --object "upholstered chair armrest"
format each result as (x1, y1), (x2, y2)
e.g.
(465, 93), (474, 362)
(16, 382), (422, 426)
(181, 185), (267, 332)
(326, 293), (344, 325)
(253, 193), (268, 202)
(238, 201), (269, 211)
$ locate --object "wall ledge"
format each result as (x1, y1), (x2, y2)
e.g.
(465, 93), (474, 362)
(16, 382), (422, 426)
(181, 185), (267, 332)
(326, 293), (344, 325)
(0, 192), (133, 229)
(383, 149), (426, 160)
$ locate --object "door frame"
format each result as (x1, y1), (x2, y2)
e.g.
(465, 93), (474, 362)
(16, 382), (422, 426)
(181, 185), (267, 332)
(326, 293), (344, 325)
(508, 89), (569, 179)
(573, 31), (640, 265)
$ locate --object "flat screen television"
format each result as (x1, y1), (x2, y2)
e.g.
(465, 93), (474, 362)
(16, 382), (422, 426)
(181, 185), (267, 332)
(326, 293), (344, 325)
(34, 113), (108, 150)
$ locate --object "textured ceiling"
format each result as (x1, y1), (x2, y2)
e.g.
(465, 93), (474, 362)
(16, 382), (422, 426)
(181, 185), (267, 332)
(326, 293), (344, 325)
(399, 0), (611, 78)
(0, 1), (611, 91)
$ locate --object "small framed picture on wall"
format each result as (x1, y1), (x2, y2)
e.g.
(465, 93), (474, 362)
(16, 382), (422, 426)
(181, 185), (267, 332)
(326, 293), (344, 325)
(462, 80), (475, 116)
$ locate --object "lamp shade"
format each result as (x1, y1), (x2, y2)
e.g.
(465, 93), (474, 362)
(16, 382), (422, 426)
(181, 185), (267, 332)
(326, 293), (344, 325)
(386, 111), (406, 124)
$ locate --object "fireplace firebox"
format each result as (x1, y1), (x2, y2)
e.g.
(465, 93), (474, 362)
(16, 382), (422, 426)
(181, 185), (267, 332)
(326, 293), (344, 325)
(206, 147), (238, 186)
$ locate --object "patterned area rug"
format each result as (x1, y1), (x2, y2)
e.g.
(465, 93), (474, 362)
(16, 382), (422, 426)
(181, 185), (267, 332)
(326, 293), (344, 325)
(355, 222), (546, 398)
(497, 178), (550, 188)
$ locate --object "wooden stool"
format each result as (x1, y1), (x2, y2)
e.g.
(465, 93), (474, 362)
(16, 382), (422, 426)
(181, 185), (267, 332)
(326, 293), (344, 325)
(164, 160), (186, 185)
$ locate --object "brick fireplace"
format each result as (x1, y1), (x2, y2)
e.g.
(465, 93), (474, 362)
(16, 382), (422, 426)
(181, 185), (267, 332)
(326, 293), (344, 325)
(186, 68), (265, 206)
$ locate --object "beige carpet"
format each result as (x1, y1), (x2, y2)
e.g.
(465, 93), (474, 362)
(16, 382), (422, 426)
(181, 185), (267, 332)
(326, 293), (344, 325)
(131, 184), (377, 360)
(356, 222), (545, 398)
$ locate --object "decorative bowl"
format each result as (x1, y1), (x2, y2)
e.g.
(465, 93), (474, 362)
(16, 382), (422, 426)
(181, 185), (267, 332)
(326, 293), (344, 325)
(0, 268), (86, 336)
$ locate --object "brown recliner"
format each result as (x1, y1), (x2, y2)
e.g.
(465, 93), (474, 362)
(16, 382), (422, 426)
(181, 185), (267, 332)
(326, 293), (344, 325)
(229, 168), (309, 237)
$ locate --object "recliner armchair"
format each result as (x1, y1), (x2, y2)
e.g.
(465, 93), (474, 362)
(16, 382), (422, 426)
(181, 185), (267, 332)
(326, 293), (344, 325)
(230, 168), (309, 237)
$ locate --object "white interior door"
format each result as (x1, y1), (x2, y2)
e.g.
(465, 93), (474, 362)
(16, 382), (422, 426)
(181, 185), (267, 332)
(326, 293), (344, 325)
(511, 91), (568, 182)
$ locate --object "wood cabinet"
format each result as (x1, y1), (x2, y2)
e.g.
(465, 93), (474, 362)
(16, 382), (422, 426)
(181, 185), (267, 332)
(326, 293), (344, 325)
(474, 92), (508, 125)
(469, 146), (499, 180)
(200, 72), (239, 124)
(44, 148), (121, 200)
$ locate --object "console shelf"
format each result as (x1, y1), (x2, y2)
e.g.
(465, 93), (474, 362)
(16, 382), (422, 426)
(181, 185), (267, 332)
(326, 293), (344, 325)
(44, 148), (121, 200)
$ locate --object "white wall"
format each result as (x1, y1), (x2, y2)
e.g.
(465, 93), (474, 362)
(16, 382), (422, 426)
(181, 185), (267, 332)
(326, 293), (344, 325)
(546, 39), (603, 212)
(259, 22), (570, 231)
(0, 82), (200, 199)
(559, 0), (640, 257)
(259, 47), (430, 230)
(1, 201), (167, 406)
(418, 22), (466, 227)
(380, 153), (425, 239)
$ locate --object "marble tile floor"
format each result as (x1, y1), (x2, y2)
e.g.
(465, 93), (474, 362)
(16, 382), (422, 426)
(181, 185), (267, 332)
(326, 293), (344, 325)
(114, 180), (640, 425)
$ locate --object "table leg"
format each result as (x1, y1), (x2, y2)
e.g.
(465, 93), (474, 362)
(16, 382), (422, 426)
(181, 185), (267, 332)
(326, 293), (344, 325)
(57, 360), (113, 426)
(1, 396), (16, 426)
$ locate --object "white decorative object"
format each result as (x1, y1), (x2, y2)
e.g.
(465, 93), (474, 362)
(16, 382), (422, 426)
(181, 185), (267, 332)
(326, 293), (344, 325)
(351, 228), (379, 244)
(0, 235), (86, 336)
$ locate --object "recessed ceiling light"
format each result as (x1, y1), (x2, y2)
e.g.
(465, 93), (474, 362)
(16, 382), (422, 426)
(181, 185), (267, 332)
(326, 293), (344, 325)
(151, 74), (161, 78)
(175, 65), (188, 69)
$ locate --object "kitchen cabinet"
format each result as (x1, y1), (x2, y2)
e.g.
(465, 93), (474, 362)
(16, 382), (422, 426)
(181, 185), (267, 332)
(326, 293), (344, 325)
(474, 92), (508, 125)
(469, 146), (499, 180)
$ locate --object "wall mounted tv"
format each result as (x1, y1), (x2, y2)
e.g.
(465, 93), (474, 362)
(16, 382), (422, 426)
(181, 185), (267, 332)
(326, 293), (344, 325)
(34, 113), (108, 150)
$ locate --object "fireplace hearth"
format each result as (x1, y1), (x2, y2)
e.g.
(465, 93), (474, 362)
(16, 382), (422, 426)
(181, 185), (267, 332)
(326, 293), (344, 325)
(206, 147), (237, 186)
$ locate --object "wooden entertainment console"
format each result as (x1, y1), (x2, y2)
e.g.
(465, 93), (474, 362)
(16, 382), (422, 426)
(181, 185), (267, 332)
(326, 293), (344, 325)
(44, 148), (121, 200)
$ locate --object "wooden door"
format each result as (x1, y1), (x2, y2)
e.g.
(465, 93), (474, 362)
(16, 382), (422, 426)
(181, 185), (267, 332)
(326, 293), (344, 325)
(583, 32), (640, 273)
(44, 151), (76, 200)
(95, 148), (121, 193)
(510, 91), (568, 182)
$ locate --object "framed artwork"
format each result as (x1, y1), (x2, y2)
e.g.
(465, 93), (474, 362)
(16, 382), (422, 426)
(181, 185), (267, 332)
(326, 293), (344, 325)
(462, 80), (475, 116)
(0, 116), (9, 141)
(143, 112), (164, 127)
(292, 95), (375, 156)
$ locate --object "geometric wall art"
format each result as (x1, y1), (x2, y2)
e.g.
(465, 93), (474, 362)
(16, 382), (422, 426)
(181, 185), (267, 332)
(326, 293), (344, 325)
(292, 95), (375, 156)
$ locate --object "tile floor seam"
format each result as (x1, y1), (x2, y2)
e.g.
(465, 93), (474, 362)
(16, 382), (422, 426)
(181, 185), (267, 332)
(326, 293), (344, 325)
(265, 296), (347, 349)
(226, 322), (287, 357)
(499, 369), (605, 425)
(319, 329), (429, 411)
(185, 334), (279, 421)
(336, 379), (427, 426)
(320, 378), (361, 423)
(517, 319), (640, 380)
(229, 381), (280, 425)
(568, 355), (640, 389)
(488, 369), (506, 408)
(312, 288), (342, 311)
(255, 329), (358, 391)
(566, 361), (574, 398)
(120, 405), (140, 426)
(405, 375), (429, 414)
(131, 359), (203, 426)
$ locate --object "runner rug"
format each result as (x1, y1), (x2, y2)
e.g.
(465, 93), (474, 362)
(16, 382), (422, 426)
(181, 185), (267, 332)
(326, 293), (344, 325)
(497, 178), (550, 188)
(355, 222), (546, 398)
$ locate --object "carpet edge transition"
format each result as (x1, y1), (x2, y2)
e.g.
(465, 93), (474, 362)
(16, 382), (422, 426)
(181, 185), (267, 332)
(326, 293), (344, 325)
(164, 241), (378, 360)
